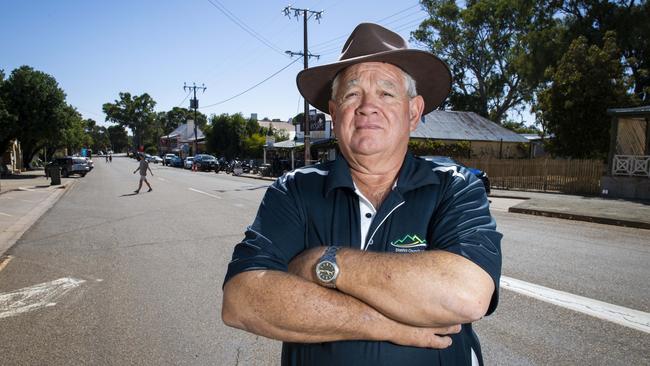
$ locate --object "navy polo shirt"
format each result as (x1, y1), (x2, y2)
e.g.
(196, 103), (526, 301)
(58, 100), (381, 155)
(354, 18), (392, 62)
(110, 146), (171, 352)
(224, 152), (502, 366)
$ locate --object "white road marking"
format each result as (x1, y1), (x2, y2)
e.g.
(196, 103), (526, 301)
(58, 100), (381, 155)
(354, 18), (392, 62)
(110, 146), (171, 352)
(0, 277), (86, 319)
(0, 212), (13, 217)
(17, 187), (36, 192)
(157, 177), (167, 182)
(501, 276), (650, 334)
(189, 188), (222, 199)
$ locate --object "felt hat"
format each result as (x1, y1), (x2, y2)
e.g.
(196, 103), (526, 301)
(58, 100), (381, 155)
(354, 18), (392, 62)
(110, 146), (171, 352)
(296, 22), (452, 115)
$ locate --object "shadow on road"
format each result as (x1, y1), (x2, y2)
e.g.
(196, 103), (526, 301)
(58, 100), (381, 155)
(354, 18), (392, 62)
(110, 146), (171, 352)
(119, 192), (140, 197)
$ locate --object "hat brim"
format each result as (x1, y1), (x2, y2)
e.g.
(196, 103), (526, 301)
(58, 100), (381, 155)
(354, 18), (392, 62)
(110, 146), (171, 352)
(296, 49), (451, 115)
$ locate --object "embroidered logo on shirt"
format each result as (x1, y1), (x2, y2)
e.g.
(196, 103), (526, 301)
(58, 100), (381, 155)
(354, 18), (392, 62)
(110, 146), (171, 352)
(390, 234), (427, 252)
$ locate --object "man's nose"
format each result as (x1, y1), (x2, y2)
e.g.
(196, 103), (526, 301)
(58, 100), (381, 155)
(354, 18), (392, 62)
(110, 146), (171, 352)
(355, 93), (379, 115)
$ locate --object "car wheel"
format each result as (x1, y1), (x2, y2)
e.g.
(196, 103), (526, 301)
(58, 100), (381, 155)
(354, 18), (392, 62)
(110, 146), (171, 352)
(62, 168), (69, 178)
(81, 172), (87, 177)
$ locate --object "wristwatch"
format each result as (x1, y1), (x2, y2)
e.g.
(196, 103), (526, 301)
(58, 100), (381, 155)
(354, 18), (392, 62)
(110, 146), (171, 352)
(315, 246), (341, 288)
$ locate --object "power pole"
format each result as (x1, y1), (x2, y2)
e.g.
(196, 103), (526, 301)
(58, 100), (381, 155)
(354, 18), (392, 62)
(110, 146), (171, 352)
(183, 82), (207, 156)
(283, 5), (323, 166)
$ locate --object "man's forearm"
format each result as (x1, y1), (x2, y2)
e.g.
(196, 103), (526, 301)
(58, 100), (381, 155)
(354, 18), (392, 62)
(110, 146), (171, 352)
(289, 247), (494, 327)
(336, 249), (494, 327)
(222, 269), (458, 348)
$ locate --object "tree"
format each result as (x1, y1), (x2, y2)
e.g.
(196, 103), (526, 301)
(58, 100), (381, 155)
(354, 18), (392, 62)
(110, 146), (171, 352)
(559, 0), (650, 103)
(107, 125), (128, 153)
(535, 32), (633, 159)
(103, 92), (156, 150)
(205, 113), (248, 159)
(413, 0), (557, 123)
(157, 107), (207, 134)
(0, 70), (19, 155)
(2, 66), (68, 167)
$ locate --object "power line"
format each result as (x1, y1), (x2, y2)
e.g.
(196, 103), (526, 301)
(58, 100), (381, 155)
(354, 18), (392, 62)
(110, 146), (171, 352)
(200, 56), (303, 109)
(175, 91), (192, 108)
(206, 0), (286, 56)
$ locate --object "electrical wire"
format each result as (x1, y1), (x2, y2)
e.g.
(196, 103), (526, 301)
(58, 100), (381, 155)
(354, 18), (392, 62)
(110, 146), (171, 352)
(199, 56), (303, 109)
(206, 0), (286, 56)
(175, 91), (192, 108)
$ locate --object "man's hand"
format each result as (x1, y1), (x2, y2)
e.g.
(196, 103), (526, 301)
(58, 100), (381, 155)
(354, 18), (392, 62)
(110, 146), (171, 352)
(288, 246), (327, 282)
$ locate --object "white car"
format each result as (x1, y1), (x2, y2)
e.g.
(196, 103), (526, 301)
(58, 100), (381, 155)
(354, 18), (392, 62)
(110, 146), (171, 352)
(184, 156), (194, 169)
(150, 156), (163, 164)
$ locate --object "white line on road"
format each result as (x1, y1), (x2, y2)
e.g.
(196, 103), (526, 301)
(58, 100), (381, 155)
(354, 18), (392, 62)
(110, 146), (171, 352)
(157, 177), (167, 182)
(189, 188), (222, 199)
(0, 277), (86, 319)
(501, 275), (650, 334)
(0, 212), (13, 217)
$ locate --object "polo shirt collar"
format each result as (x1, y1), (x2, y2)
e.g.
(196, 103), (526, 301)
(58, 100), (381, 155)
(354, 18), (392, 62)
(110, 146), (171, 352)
(325, 152), (440, 196)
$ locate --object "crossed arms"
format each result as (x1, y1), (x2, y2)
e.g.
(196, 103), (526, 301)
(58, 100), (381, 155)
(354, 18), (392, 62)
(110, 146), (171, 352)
(222, 243), (494, 349)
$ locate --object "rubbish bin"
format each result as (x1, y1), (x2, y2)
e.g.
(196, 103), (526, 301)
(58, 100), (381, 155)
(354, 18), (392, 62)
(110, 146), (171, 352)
(48, 166), (61, 185)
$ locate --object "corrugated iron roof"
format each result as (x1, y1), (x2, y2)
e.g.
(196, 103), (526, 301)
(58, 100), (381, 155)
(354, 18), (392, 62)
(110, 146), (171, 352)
(412, 111), (528, 143)
(607, 105), (650, 116)
(161, 123), (205, 142)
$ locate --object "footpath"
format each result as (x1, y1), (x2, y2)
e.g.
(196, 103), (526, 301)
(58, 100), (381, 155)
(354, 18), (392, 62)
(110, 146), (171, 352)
(1, 169), (648, 258)
(0, 169), (77, 256)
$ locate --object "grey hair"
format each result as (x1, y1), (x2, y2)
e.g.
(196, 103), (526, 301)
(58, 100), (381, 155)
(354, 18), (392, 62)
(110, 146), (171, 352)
(331, 67), (417, 101)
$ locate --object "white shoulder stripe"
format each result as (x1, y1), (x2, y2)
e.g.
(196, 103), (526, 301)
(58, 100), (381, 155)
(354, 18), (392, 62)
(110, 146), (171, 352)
(432, 165), (465, 180)
(282, 167), (329, 182)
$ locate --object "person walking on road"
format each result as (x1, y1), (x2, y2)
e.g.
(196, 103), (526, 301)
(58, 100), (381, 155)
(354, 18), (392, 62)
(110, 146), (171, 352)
(133, 154), (153, 193)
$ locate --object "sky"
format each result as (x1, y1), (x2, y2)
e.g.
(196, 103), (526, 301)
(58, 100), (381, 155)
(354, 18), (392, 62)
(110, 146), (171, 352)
(2, 0), (433, 127)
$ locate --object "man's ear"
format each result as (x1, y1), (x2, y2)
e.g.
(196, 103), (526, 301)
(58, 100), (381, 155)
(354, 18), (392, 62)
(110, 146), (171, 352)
(408, 96), (425, 132)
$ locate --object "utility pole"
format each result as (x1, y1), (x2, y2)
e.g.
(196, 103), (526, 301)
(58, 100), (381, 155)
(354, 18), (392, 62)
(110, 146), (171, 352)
(183, 82), (207, 156)
(283, 5), (323, 166)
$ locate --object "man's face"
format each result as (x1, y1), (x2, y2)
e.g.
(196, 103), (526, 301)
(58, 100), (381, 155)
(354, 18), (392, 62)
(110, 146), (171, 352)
(328, 62), (424, 160)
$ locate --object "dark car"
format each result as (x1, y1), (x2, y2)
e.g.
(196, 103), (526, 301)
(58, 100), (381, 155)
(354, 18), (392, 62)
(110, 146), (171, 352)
(420, 156), (491, 195)
(170, 155), (183, 167)
(46, 157), (90, 177)
(193, 154), (218, 171)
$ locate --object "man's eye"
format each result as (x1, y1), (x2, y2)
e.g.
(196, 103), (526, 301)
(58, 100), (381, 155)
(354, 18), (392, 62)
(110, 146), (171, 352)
(382, 91), (395, 97)
(343, 92), (358, 99)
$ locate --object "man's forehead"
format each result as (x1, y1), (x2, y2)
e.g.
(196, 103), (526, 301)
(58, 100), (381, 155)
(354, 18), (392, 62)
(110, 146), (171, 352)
(338, 62), (403, 83)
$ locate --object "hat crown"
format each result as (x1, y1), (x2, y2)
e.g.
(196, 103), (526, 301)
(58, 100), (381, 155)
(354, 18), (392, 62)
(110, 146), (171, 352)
(339, 23), (408, 61)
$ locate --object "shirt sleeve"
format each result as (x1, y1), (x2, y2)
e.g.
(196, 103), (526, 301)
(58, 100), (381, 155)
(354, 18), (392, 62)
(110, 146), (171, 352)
(429, 166), (502, 316)
(223, 177), (306, 286)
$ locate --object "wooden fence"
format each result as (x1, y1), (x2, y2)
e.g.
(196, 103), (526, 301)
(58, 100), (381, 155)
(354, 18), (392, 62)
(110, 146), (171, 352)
(458, 158), (606, 195)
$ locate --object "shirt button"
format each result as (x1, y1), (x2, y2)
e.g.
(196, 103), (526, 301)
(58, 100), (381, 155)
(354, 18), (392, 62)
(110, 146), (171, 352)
(365, 213), (372, 218)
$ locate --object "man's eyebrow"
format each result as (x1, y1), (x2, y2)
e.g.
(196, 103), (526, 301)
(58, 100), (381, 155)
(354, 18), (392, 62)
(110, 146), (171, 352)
(378, 79), (398, 89)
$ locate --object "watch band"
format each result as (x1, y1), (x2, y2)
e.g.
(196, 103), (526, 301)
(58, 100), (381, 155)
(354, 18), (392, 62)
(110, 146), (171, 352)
(321, 246), (340, 263)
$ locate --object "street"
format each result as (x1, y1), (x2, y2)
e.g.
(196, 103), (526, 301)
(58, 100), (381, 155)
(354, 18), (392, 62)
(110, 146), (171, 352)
(1, 157), (648, 365)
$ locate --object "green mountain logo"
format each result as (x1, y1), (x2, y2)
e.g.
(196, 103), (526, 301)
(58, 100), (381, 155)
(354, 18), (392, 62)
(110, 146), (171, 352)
(390, 234), (427, 248)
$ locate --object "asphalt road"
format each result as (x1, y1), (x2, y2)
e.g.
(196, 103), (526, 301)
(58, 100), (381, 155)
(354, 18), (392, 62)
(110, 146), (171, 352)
(0, 157), (648, 365)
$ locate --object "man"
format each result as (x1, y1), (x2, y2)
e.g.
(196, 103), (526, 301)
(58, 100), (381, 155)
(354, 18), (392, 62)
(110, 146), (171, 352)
(133, 154), (153, 193)
(222, 23), (502, 366)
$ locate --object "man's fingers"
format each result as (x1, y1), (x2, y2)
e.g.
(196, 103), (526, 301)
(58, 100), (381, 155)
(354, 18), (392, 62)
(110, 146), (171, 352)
(434, 324), (462, 335)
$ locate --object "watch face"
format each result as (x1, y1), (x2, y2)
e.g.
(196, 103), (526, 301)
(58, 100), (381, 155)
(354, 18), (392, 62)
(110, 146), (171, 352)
(316, 261), (337, 282)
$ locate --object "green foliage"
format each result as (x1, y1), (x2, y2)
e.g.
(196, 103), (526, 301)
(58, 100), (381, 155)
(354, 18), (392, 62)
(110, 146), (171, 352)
(535, 32), (633, 159)
(242, 133), (266, 158)
(2, 66), (69, 167)
(413, 0), (554, 122)
(107, 125), (128, 153)
(0, 69), (19, 154)
(501, 120), (540, 134)
(102, 92), (156, 149)
(157, 107), (207, 134)
(408, 139), (471, 157)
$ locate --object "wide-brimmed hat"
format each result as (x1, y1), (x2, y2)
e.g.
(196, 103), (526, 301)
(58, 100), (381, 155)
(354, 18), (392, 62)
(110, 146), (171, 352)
(296, 22), (452, 115)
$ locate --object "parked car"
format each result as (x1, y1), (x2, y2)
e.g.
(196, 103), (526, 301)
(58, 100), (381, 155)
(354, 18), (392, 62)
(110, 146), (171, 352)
(193, 154), (218, 171)
(184, 156), (194, 169)
(46, 157), (90, 177)
(150, 156), (163, 164)
(163, 153), (177, 166)
(84, 157), (94, 171)
(420, 156), (491, 195)
(170, 155), (183, 167)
